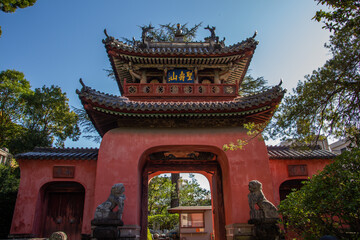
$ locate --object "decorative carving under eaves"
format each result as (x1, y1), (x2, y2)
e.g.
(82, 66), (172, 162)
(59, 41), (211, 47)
(116, 117), (246, 128)
(149, 151), (216, 161)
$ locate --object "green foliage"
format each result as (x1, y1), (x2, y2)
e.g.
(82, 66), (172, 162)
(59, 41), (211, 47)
(238, 75), (269, 95)
(223, 122), (268, 151)
(73, 107), (101, 143)
(22, 85), (80, 147)
(0, 0), (36, 13)
(179, 173), (211, 206)
(148, 175), (175, 216)
(0, 164), (20, 238)
(0, 70), (32, 148)
(147, 23), (202, 42)
(270, 0), (360, 146)
(0, 0), (37, 37)
(223, 74), (271, 151)
(279, 148), (360, 239)
(123, 23), (202, 44)
(148, 174), (211, 216)
(0, 70), (80, 154)
(148, 214), (179, 231)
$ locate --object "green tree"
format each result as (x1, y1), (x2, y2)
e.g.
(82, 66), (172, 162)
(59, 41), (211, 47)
(279, 148), (360, 239)
(270, 0), (360, 147)
(0, 0), (37, 36)
(179, 173), (211, 206)
(147, 23), (202, 42)
(22, 85), (80, 147)
(0, 164), (20, 238)
(148, 174), (211, 231)
(148, 174), (211, 216)
(73, 107), (101, 143)
(0, 70), (32, 148)
(0, 70), (80, 154)
(238, 75), (269, 95)
(148, 175), (174, 216)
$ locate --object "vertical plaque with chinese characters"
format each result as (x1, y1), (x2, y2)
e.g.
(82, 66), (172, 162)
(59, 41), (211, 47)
(167, 69), (194, 83)
(288, 165), (308, 177)
(53, 166), (75, 178)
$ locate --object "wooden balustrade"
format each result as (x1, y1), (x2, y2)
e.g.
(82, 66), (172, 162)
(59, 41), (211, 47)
(123, 82), (238, 97)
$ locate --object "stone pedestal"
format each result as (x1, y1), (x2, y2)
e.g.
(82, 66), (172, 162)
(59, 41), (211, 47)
(91, 219), (123, 240)
(225, 223), (255, 240)
(249, 219), (280, 240)
(118, 225), (140, 240)
(91, 221), (140, 240)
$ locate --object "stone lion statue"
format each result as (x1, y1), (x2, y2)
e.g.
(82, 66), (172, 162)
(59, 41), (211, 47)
(248, 180), (278, 220)
(94, 183), (126, 220)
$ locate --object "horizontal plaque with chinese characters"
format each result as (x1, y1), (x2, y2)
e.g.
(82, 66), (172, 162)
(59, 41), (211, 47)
(53, 166), (75, 178)
(288, 165), (308, 177)
(167, 69), (194, 83)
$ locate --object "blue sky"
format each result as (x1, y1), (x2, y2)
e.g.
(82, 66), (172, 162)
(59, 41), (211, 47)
(0, 0), (331, 148)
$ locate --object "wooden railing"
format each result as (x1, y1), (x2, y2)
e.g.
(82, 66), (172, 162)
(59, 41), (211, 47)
(123, 82), (238, 97)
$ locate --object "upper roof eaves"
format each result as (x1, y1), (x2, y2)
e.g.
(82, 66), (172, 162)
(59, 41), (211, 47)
(102, 35), (258, 56)
(76, 83), (285, 113)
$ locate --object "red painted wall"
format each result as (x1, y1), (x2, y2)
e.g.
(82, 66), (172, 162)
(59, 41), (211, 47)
(93, 127), (275, 228)
(10, 159), (97, 237)
(11, 128), (334, 237)
(269, 158), (332, 206)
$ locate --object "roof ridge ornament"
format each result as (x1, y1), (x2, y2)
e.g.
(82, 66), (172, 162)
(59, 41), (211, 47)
(204, 25), (225, 50)
(141, 24), (154, 45)
(174, 23), (185, 42)
(252, 31), (258, 39)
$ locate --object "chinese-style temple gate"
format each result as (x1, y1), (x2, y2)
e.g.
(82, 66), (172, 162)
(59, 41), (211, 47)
(10, 25), (336, 240)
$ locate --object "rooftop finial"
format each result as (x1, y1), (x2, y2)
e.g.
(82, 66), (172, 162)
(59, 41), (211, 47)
(252, 31), (258, 38)
(79, 78), (85, 87)
(104, 29), (109, 38)
(204, 25), (220, 43)
(175, 23), (183, 37)
(141, 24), (154, 44)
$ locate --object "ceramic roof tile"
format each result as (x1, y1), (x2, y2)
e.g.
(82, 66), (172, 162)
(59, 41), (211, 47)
(16, 147), (98, 160)
(103, 35), (258, 56)
(267, 146), (336, 159)
(16, 146), (336, 161)
(77, 85), (285, 113)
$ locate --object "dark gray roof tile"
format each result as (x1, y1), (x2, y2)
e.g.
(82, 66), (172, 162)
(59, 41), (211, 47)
(16, 147), (98, 160)
(15, 146), (336, 161)
(267, 146), (336, 159)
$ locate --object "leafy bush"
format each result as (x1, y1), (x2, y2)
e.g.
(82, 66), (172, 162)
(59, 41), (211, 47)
(0, 164), (20, 238)
(148, 213), (179, 231)
(279, 148), (360, 239)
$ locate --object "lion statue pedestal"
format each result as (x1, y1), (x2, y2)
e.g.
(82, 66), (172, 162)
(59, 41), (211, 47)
(247, 180), (281, 240)
(91, 183), (125, 240)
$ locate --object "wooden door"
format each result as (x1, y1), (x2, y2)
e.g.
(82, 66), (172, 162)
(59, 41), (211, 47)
(42, 184), (84, 240)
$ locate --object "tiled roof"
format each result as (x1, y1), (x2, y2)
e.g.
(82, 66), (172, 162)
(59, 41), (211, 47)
(77, 85), (285, 114)
(15, 147), (98, 160)
(267, 146), (336, 160)
(16, 146), (336, 161)
(103, 36), (258, 56)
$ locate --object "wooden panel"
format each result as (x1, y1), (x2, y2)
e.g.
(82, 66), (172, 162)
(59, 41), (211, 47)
(43, 190), (84, 240)
(53, 166), (75, 178)
(288, 165), (308, 177)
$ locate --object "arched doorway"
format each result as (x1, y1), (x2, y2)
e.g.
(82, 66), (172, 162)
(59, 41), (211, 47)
(279, 179), (306, 201)
(140, 149), (226, 240)
(40, 182), (85, 240)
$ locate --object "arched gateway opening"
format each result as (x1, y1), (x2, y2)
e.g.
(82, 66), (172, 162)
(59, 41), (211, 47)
(140, 147), (226, 240)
